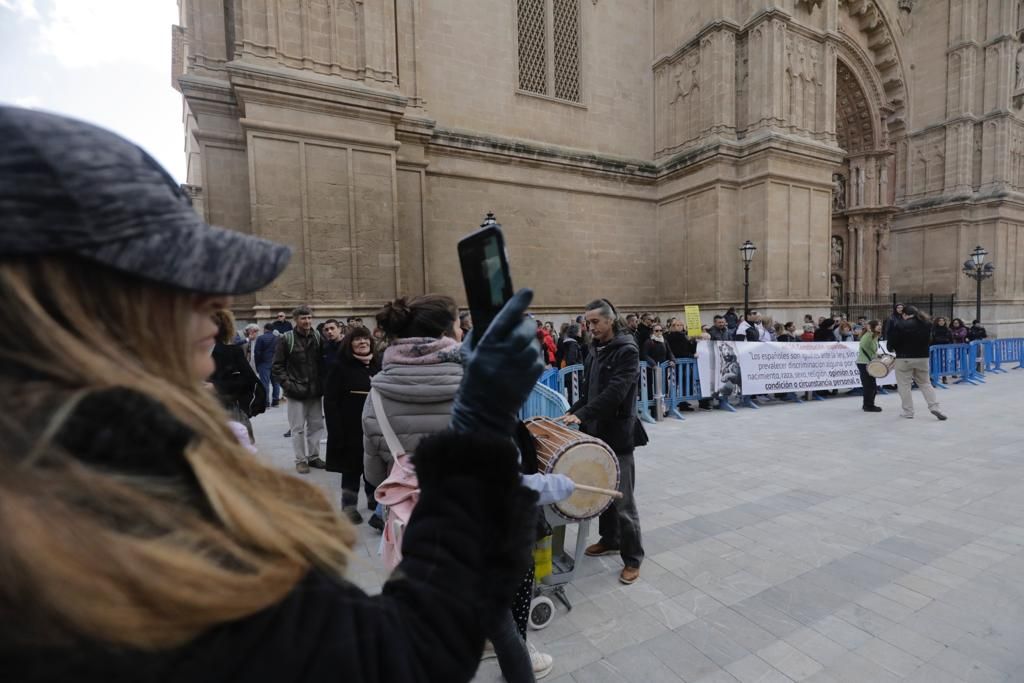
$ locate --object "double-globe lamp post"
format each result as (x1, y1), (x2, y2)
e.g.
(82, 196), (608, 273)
(740, 240), (757, 316)
(962, 245), (995, 324)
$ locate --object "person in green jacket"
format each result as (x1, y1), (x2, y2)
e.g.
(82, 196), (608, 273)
(856, 320), (883, 413)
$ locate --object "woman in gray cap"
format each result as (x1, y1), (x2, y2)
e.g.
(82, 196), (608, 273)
(0, 106), (545, 682)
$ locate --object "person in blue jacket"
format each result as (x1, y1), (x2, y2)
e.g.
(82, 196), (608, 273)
(253, 323), (281, 406)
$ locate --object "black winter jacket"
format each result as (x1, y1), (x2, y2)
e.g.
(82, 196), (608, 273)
(209, 342), (260, 413)
(569, 333), (640, 455)
(642, 338), (675, 367)
(813, 323), (836, 342)
(665, 331), (696, 358)
(324, 353), (380, 474)
(556, 337), (583, 368)
(635, 324), (652, 351)
(7, 390), (537, 683)
(271, 329), (324, 400)
(888, 317), (932, 359)
(930, 325), (953, 346)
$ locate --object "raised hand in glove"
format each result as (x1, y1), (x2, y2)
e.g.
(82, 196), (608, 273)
(450, 289), (545, 437)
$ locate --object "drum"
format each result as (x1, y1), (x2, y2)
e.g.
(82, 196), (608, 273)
(867, 353), (896, 379)
(525, 417), (620, 521)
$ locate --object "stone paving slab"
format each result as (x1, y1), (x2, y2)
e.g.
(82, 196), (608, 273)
(251, 372), (1024, 682)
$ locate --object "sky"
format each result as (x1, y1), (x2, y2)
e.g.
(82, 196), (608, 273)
(0, 0), (186, 182)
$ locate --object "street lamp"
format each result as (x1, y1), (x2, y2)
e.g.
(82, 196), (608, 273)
(962, 245), (995, 324)
(740, 240), (756, 316)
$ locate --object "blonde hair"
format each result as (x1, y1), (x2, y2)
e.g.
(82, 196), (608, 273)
(0, 256), (356, 650)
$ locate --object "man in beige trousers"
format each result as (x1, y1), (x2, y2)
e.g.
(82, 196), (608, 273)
(886, 305), (947, 421)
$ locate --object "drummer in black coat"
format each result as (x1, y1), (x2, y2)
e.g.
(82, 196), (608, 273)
(564, 299), (645, 586)
(324, 326), (381, 523)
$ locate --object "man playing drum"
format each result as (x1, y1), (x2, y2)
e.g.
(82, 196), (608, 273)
(563, 299), (645, 585)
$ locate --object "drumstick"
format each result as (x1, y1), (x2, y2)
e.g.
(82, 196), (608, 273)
(572, 483), (624, 499)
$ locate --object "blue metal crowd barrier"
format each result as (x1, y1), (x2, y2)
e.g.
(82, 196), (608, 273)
(929, 344), (982, 388)
(662, 359), (699, 419)
(527, 337), (1024, 422)
(637, 361), (656, 424)
(519, 382), (571, 420)
(992, 338), (1023, 371)
(557, 364), (585, 406)
(973, 340), (997, 375)
(539, 368), (560, 391)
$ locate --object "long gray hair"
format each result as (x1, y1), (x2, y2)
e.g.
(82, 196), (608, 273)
(584, 299), (629, 335)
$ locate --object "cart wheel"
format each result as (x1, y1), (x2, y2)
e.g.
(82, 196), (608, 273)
(529, 596), (555, 630)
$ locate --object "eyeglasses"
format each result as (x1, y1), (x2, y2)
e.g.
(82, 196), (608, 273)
(653, 328), (663, 333)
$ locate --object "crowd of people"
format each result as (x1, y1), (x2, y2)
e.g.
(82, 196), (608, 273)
(3, 106), (1001, 683)
(3, 107), (580, 683)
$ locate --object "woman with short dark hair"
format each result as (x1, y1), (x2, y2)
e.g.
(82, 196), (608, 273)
(325, 326), (381, 524)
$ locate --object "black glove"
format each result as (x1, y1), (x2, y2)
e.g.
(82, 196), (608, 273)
(450, 289), (545, 437)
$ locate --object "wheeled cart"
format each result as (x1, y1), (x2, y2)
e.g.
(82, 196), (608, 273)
(528, 508), (592, 630)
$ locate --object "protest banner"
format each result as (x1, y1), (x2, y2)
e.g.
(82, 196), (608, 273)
(694, 341), (895, 398)
(737, 342), (861, 394)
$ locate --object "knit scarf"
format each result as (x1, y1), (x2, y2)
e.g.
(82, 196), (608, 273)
(353, 351), (373, 366)
(382, 336), (463, 368)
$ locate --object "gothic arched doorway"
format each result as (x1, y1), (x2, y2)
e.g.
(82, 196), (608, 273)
(831, 46), (899, 302)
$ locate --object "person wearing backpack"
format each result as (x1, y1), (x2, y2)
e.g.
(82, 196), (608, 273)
(363, 295), (567, 680)
(272, 305), (326, 474)
(209, 309), (265, 444)
(362, 295), (464, 529)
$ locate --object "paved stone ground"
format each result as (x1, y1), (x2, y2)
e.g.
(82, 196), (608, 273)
(252, 372), (1024, 683)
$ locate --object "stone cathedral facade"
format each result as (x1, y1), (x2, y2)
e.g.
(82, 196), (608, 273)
(174, 0), (1024, 334)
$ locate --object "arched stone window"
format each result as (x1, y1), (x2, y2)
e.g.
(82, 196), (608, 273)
(517, 0), (581, 103)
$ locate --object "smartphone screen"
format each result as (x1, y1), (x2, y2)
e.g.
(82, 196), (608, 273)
(458, 225), (513, 338)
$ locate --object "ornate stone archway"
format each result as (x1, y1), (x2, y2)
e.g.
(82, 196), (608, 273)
(829, 4), (906, 301)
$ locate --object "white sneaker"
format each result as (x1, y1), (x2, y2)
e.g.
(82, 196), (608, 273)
(528, 641), (554, 679)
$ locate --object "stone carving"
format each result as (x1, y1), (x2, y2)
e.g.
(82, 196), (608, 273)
(1017, 47), (1024, 91)
(831, 236), (844, 269)
(831, 273), (844, 304)
(897, 0), (915, 33)
(662, 50), (702, 153)
(1010, 125), (1024, 190)
(914, 149), (928, 194)
(876, 224), (890, 257)
(879, 163), (888, 205)
(832, 173), (846, 212)
(852, 166), (865, 206)
(785, 35), (820, 133)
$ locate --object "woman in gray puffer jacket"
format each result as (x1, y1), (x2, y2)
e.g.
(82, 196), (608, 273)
(362, 294), (464, 501)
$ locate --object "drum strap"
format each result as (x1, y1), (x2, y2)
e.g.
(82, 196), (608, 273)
(370, 388), (407, 458)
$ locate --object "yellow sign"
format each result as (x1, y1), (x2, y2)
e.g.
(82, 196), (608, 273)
(684, 305), (702, 334)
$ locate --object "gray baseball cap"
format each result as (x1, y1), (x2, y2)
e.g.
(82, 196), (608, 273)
(0, 106), (290, 295)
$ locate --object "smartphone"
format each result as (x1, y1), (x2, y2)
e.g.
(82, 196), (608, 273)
(458, 223), (514, 339)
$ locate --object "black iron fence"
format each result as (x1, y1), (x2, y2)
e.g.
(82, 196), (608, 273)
(835, 293), (955, 323)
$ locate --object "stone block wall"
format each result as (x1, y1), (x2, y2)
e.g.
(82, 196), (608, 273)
(176, 0), (1024, 334)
